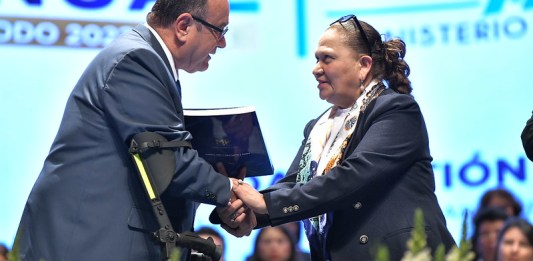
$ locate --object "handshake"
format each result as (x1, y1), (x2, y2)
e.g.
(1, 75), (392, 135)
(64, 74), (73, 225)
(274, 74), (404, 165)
(214, 177), (267, 238)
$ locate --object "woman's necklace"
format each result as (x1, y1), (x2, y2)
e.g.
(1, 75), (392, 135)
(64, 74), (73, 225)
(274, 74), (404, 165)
(344, 107), (358, 131)
(325, 104), (357, 156)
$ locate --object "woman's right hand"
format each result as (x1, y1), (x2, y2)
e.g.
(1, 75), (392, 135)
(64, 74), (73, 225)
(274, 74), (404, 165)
(232, 179), (268, 215)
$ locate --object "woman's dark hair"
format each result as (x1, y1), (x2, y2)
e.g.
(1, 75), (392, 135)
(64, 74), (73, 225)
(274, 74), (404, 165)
(480, 188), (522, 216)
(470, 207), (509, 260)
(147, 0), (208, 28)
(494, 217), (533, 259)
(330, 18), (412, 94)
(249, 226), (297, 261)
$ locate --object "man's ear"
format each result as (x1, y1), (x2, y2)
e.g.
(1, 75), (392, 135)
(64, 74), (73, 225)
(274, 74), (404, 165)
(175, 13), (194, 41)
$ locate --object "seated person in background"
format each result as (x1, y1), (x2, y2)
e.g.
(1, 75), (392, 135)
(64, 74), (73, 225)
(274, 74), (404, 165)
(195, 226), (226, 261)
(247, 226), (296, 261)
(495, 217), (533, 261)
(471, 207), (509, 261)
(0, 243), (8, 261)
(279, 222), (311, 261)
(522, 112), (533, 162)
(479, 188), (522, 217)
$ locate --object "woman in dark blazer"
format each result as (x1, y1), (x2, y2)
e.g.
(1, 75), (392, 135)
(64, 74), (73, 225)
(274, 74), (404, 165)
(221, 14), (456, 260)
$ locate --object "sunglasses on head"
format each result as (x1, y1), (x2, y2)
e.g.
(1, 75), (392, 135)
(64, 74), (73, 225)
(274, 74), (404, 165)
(330, 14), (372, 55)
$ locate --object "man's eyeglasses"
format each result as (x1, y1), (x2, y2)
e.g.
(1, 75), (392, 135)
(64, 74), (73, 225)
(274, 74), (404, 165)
(331, 14), (372, 55)
(191, 15), (228, 41)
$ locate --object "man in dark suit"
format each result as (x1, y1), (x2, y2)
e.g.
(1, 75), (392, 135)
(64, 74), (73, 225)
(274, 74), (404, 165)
(15, 0), (253, 260)
(522, 112), (533, 161)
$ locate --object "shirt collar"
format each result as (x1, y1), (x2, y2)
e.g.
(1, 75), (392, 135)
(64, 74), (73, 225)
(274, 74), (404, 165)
(143, 23), (179, 81)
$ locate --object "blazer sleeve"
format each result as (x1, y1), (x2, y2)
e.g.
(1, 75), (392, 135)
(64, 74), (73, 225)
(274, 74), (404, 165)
(263, 94), (429, 225)
(99, 47), (230, 206)
(522, 112), (533, 161)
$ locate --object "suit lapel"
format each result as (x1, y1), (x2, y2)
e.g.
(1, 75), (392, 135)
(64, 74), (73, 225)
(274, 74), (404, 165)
(132, 25), (174, 79)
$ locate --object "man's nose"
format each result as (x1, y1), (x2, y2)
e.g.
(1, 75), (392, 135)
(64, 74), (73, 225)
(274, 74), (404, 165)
(217, 36), (227, 48)
(313, 63), (323, 77)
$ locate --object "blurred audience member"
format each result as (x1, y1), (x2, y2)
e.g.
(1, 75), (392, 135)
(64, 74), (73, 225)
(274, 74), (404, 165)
(495, 217), (533, 261)
(196, 226), (226, 261)
(471, 207), (509, 261)
(0, 243), (8, 261)
(247, 226), (296, 261)
(279, 222), (310, 261)
(522, 112), (533, 162)
(479, 188), (522, 217)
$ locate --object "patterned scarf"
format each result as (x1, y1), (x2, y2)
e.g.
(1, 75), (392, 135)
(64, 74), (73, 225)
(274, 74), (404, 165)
(296, 81), (385, 259)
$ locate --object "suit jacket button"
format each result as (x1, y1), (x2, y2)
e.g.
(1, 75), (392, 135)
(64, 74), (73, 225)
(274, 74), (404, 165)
(354, 202), (362, 209)
(283, 207), (288, 213)
(359, 235), (368, 244)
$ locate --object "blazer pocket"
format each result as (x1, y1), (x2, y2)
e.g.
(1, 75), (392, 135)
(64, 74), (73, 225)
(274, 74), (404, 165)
(383, 225), (432, 240)
(381, 226), (433, 255)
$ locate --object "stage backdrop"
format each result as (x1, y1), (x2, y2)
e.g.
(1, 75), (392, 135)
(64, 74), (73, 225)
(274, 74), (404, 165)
(1, 1), (532, 260)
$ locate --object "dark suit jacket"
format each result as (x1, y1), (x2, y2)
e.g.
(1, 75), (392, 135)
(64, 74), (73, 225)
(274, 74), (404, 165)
(16, 25), (231, 261)
(259, 89), (456, 260)
(522, 112), (533, 161)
